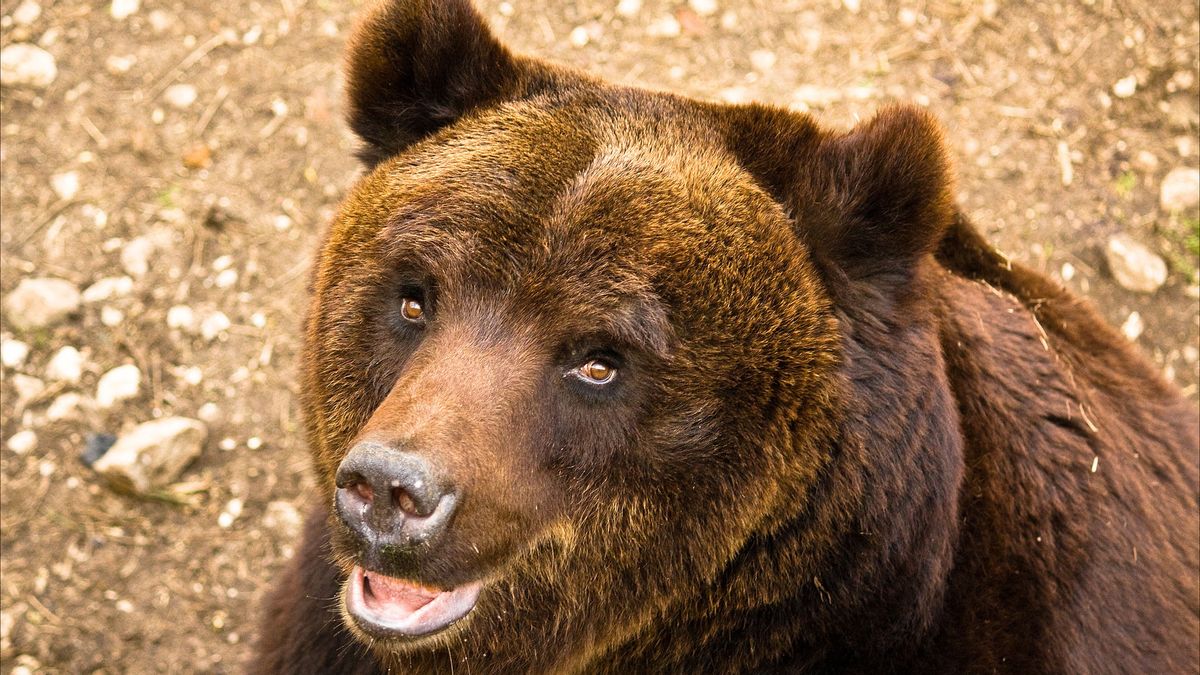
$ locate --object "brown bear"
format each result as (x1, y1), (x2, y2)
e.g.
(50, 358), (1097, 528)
(250, 1), (1200, 673)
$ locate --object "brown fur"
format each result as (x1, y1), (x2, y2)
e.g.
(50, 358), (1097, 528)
(250, 1), (1200, 672)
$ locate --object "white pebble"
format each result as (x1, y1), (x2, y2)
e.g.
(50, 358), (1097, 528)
(100, 306), (124, 327)
(163, 83), (197, 109)
(1105, 234), (1167, 294)
(272, 214), (293, 231)
(242, 25), (263, 45)
(1112, 75), (1138, 98)
(197, 402), (220, 422)
(246, 436), (263, 450)
(3, 277), (81, 331)
(200, 311), (231, 341)
(82, 276), (134, 303)
(214, 269), (238, 289)
(1160, 167), (1200, 212)
(167, 305), (196, 331)
(1060, 262), (1076, 281)
(46, 392), (82, 421)
(105, 54), (135, 74)
(211, 255), (234, 271)
(750, 49), (776, 72)
(219, 437), (237, 451)
(50, 171), (79, 200)
(689, 0), (718, 16)
(120, 237), (154, 277)
(45, 346), (83, 383)
(181, 366), (203, 385)
(96, 364), (141, 408)
(12, 0), (41, 26)
(615, 0), (642, 17)
(218, 498), (244, 528)
(842, 0), (861, 12)
(110, 0), (140, 20)
(6, 430), (37, 455)
(647, 14), (681, 38)
(1120, 311), (1144, 341)
(250, 312), (267, 328)
(0, 43), (57, 88)
(1, 338), (30, 369)
(569, 26), (590, 47)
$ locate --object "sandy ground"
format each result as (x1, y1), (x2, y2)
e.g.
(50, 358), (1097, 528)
(1, 0), (1197, 672)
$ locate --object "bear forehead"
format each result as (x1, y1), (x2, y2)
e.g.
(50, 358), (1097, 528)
(342, 93), (795, 280)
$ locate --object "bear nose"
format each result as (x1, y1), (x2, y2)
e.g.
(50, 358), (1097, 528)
(334, 441), (457, 548)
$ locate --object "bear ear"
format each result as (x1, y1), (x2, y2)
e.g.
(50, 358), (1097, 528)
(727, 104), (956, 286)
(344, 0), (550, 166)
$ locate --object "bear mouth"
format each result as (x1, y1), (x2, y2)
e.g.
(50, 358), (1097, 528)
(344, 565), (482, 639)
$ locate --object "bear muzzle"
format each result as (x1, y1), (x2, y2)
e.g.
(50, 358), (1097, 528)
(334, 440), (458, 550)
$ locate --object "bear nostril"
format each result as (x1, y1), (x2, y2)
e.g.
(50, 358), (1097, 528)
(392, 486), (420, 515)
(353, 481), (374, 504)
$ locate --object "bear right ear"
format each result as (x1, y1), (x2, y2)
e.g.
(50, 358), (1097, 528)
(344, 0), (552, 166)
(722, 104), (956, 289)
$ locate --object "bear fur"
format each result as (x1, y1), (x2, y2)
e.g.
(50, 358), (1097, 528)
(250, 1), (1200, 672)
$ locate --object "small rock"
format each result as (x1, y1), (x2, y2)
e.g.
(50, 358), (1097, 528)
(1159, 167), (1200, 212)
(1060, 261), (1076, 281)
(182, 142), (212, 169)
(263, 500), (303, 538)
(120, 237), (154, 277)
(272, 214), (293, 231)
(92, 417), (208, 493)
(95, 364), (141, 408)
(11, 374), (45, 410)
(110, 0), (140, 20)
(750, 49), (776, 72)
(82, 276), (134, 303)
(0, 43), (57, 88)
(1112, 75), (1138, 98)
(242, 25), (263, 45)
(218, 437), (237, 451)
(51, 171), (79, 200)
(615, 0), (642, 17)
(3, 277), (81, 331)
(46, 392), (83, 421)
(218, 497), (244, 528)
(45, 345), (83, 383)
(105, 54), (135, 74)
(842, 0), (861, 13)
(6, 430), (37, 455)
(200, 311), (231, 341)
(1105, 234), (1168, 293)
(1120, 311), (1144, 341)
(646, 14), (681, 38)
(214, 269), (238, 289)
(166, 305), (196, 331)
(689, 0), (718, 16)
(196, 403), (220, 424)
(569, 26), (590, 47)
(79, 432), (117, 467)
(1, 338), (30, 368)
(12, 0), (41, 25)
(100, 306), (124, 327)
(163, 83), (198, 109)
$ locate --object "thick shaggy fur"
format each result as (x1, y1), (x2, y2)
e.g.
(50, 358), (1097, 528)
(251, 1), (1200, 672)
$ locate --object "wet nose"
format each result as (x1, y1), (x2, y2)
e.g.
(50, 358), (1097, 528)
(334, 441), (457, 547)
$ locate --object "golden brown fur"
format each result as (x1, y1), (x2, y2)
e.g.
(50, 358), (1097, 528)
(250, 1), (1199, 672)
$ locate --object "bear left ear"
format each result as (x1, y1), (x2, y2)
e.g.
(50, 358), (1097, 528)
(726, 104), (956, 286)
(344, 0), (553, 166)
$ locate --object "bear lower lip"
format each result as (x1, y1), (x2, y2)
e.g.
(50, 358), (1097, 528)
(345, 565), (482, 638)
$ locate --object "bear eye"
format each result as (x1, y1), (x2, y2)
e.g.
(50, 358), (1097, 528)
(572, 358), (617, 385)
(400, 297), (426, 324)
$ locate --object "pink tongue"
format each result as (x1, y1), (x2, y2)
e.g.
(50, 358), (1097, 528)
(363, 573), (441, 618)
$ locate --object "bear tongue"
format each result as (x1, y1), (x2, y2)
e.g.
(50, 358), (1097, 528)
(363, 572), (441, 618)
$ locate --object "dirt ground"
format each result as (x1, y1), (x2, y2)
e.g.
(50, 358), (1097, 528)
(0, 0), (1196, 672)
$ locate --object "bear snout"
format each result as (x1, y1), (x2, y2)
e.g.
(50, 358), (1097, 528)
(334, 441), (458, 552)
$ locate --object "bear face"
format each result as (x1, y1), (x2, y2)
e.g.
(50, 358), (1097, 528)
(251, 1), (1198, 673)
(294, 0), (971, 670)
